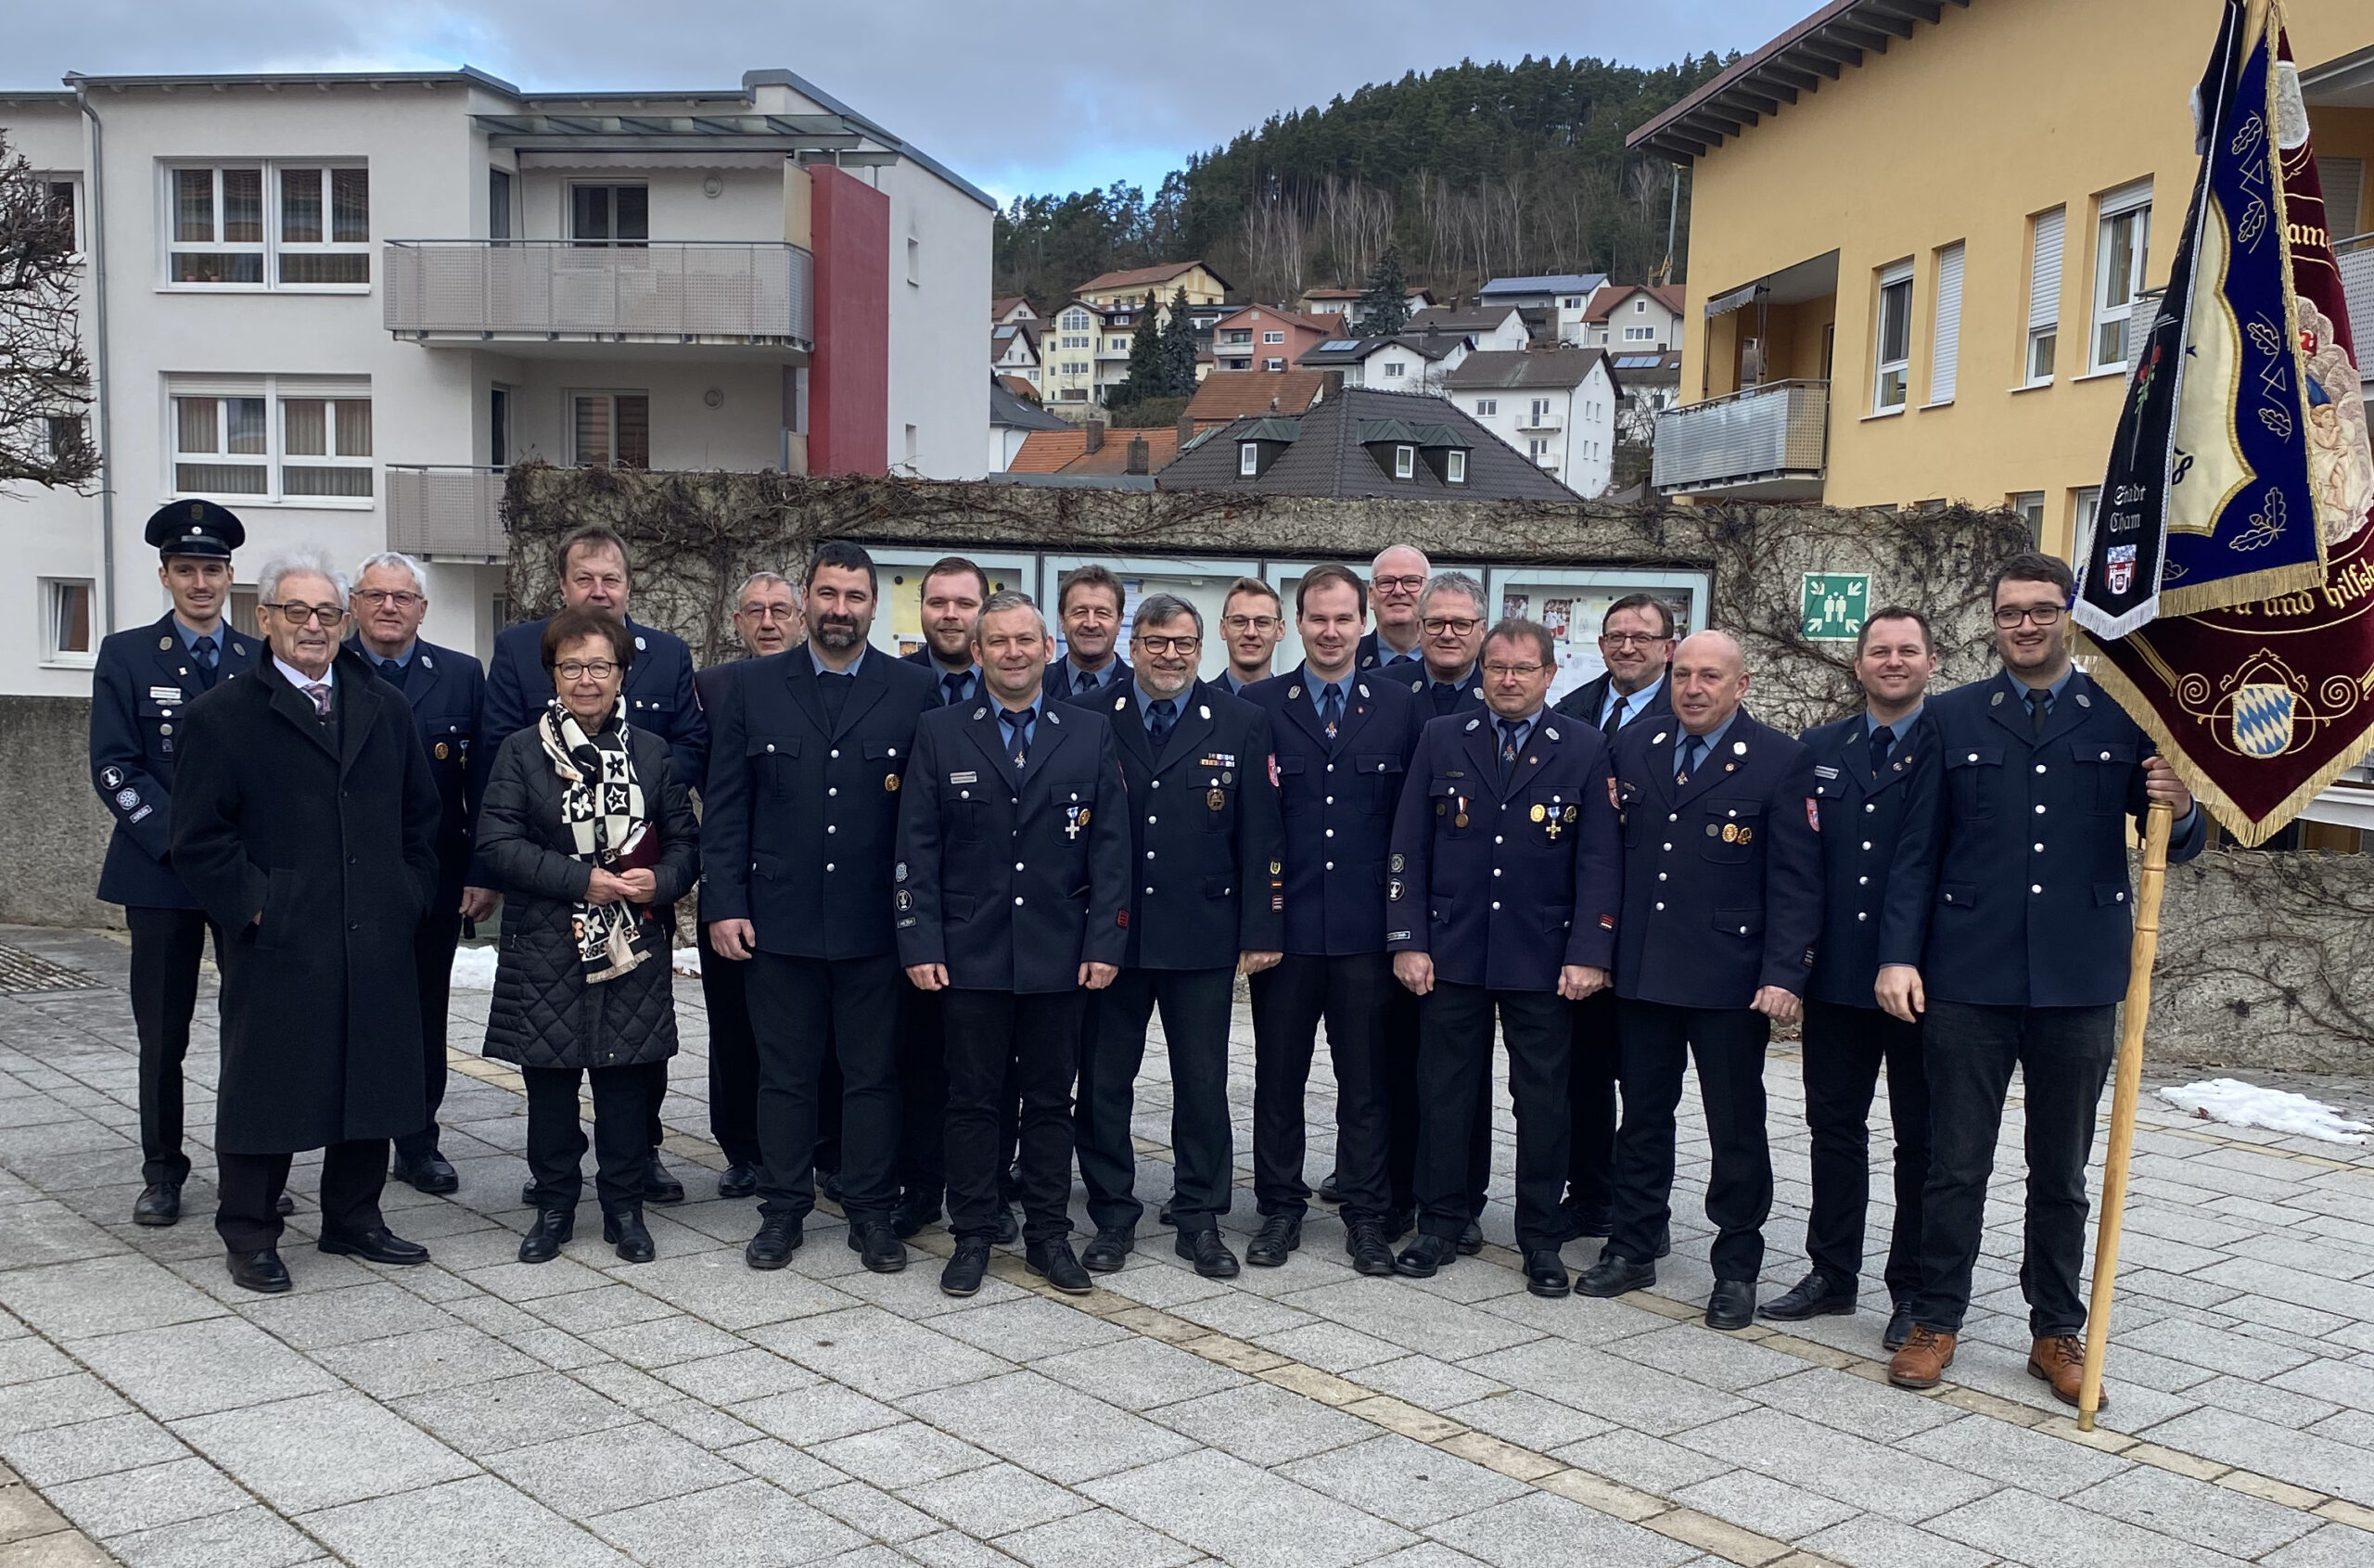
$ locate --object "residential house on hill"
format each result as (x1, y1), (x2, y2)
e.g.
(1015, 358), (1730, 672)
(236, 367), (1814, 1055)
(1584, 286), (1684, 351)
(992, 296), (1039, 325)
(1440, 348), (1625, 498)
(1478, 274), (1608, 344)
(1296, 331), (1473, 391)
(989, 377), (1068, 471)
(1181, 368), (1326, 433)
(1209, 305), (1335, 372)
(992, 319), (1041, 390)
(1407, 304), (1531, 353)
(1158, 385), (1573, 501)
(1607, 350), (1685, 451)
(1296, 284), (1438, 327)
(1006, 419), (1181, 478)
(1076, 260), (1231, 308)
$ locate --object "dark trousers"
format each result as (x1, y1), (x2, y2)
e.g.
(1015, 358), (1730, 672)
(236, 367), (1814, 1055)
(943, 988), (1084, 1243)
(394, 894), (464, 1163)
(126, 906), (222, 1188)
(695, 921), (763, 1169)
(523, 1064), (652, 1215)
(746, 952), (901, 1224)
(216, 1141), (387, 1254)
(1911, 1001), (2116, 1338)
(1385, 985), (1489, 1219)
(1251, 952), (1392, 1226)
(1800, 999), (1931, 1301)
(898, 987), (1009, 1205)
(1077, 966), (1236, 1233)
(1609, 1000), (1773, 1282)
(1564, 989), (1622, 1226)
(1415, 983), (1571, 1251)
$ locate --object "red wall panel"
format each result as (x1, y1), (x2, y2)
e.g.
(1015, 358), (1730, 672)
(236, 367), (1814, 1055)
(809, 164), (890, 476)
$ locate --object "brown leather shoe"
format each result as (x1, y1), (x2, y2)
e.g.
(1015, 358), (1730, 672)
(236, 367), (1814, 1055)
(1886, 1325), (1957, 1389)
(2028, 1334), (2104, 1409)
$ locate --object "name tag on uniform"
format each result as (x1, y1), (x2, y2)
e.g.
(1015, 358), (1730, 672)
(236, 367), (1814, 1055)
(949, 770), (979, 784)
(148, 686), (184, 704)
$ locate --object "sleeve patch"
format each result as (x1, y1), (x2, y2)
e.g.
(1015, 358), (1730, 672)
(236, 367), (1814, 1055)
(1117, 911), (1129, 928)
(1599, 914), (1615, 930)
(1806, 798), (1821, 833)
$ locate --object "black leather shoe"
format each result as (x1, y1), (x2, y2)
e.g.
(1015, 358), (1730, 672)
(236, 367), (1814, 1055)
(717, 1163), (759, 1200)
(942, 1237), (992, 1296)
(391, 1152), (459, 1195)
(1393, 1233), (1458, 1278)
(1883, 1298), (1917, 1352)
(1176, 1229), (1240, 1279)
(275, 1192), (296, 1216)
(1317, 1170), (1343, 1205)
(1345, 1221), (1396, 1276)
(1082, 1227), (1133, 1272)
(1027, 1238), (1093, 1294)
(318, 1227), (429, 1267)
(520, 1179), (537, 1206)
(992, 1205), (1020, 1245)
(133, 1182), (181, 1227)
(818, 1169), (846, 1207)
(1457, 1220), (1485, 1256)
(644, 1160), (685, 1205)
(745, 1216), (803, 1269)
(226, 1249), (290, 1293)
(1759, 1272), (1856, 1324)
(1246, 1214), (1302, 1268)
(1524, 1248), (1571, 1298)
(849, 1220), (907, 1274)
(1706, 1279), (1756, 1331)
(1578, 1255), (1655, 1297)
(517, 1210), (574, 1264)
(892, 1192), (943, 1239)
(605, 1210), (656, 1264)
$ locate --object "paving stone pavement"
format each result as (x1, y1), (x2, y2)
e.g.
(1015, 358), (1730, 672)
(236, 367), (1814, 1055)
(2, 924), (2373, 1567)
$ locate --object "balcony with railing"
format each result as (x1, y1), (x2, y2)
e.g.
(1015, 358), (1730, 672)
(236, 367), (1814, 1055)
(387, 465), (507, 559)
(1651, 378), (1830, 500)
(382, 241), (813, 351)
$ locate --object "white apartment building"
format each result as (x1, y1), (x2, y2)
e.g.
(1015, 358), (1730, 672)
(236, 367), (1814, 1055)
(1583, 285), (1685, 351)
(0, 65), (993, 695)
(1440, 349), (1625, 498)
(1476, 274), (1608, 346)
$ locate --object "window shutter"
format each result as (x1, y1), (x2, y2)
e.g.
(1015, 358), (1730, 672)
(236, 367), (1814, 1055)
(2319, 158), (2364, 241)
(2029, 209), (2064, 331)
(1931, 242), (1964, 402)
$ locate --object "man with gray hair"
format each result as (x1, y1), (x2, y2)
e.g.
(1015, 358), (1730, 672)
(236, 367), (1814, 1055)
(345, 551), (487, 1196)
(1358, 544), (1433, 669)
(1069, 593), (1284, 1279)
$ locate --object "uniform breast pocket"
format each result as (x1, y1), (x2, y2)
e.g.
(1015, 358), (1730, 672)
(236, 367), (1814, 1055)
(1946, 746), (2003, 818)
(135, 698), (181, 759)
(1528, 784), (1581, 845)
(749, 736), (799, 798)
(1199, 779), (1234, 832)
(1809, 776), (1846, 834)
(627, 693), (676, 730)
(2076, 741), (2137, 814)
(1274, 753), (1309, 813)
(1428, 777), (1473, 836)
(939, 783), (983, 842)
(865, 741), (907, 802)
(1699, 801), (1762, 863)
(1353, 753), (1404, 813)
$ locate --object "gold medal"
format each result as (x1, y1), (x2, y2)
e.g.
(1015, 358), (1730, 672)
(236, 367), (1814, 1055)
(1722, 823), (1739, 843)
(1564, 805), (1577, 821)
(1454, 812), (1469, 828)
(1739, 826), (1754, 844)
(885, 772), (900, 793)
(434, 742), (449, 760)
(1530, 804), (1546, 822)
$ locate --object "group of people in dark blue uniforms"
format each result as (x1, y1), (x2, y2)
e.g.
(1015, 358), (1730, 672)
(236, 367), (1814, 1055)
(93, 508), (2202, 1409)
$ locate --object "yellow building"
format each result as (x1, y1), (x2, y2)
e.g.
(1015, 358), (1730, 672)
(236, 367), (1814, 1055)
(1633, 0), (2374, 560)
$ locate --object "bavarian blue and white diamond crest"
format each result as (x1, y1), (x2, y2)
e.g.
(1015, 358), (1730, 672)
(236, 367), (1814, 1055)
(2232, 683), (2295, 759)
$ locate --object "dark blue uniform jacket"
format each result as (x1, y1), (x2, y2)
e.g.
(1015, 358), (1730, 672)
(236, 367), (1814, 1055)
(1798, 708), (1939, 1010)
(346, 636), (485, 898)
(91, 612), (262, 909)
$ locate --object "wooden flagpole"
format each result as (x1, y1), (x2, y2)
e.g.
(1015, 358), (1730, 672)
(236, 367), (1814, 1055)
(2076, 799), (2175, 1431)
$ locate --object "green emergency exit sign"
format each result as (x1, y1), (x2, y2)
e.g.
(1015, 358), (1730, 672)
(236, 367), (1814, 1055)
(1800, 574), (1870, 641)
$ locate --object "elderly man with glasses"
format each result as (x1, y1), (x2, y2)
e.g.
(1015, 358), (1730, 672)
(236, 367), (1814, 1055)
(1358, 545), (1433, 670)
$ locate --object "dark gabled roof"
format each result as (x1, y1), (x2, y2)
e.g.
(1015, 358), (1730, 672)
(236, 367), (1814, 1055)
(1479, 273), (1606, 297)
(1441, 348), (1617, 392)
(1155, 387), (1574, 502)
(989, 379), (1067, 432)
(1295, 331), (1472, 368)
(1408, 305), (1526, 335)
(1609, 350), (1684, 383)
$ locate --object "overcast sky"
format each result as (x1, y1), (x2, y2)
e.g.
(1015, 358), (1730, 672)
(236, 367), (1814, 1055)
(10, 0), (1807, 202)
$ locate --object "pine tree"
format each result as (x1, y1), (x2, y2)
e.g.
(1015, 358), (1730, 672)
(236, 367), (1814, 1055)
(1357, 247), (1410, 338)
(1110, 290), (1166, 409)
(1160, 286), (1199, 396)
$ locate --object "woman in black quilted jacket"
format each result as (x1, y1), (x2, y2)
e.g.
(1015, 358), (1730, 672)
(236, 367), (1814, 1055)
(478, 608), (699, 1264)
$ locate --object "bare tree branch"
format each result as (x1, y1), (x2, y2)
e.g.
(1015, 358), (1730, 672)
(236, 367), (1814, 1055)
(0, 132), (96, 493)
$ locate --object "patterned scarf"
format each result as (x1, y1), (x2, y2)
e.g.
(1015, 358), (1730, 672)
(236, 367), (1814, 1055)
(538, 698), (652, 984)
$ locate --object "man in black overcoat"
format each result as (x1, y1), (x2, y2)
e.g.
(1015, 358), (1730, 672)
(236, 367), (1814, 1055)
(171, 552), (442, 1294)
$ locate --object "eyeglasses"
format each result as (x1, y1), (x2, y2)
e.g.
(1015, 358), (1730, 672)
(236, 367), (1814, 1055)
(738, 605), (798, 621)
(1422, 617), (1481, 636)
(555, 659), (620, 681)
(1134, 635), (1202, 656)
(352, 589), (423, 609)
(1993, 604), (2067, 629)
(1220, 615), (1279, 633)
(1373, 575), (1427, 593)
(262, 601), (347, 626)
(1482, 662), (1547, 680)
(1601, 631), (1669, 648)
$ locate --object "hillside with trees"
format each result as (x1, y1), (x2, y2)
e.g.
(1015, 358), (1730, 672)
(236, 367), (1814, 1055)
(994, 51), (1733, 309)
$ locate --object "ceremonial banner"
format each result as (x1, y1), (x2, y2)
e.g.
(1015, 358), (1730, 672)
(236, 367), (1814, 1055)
(2075, 0), (2370, 638)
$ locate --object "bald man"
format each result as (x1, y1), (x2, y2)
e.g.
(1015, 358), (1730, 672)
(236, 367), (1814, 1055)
(1356, 545), (1431, 671)
(1581, 631), (1823, 1332)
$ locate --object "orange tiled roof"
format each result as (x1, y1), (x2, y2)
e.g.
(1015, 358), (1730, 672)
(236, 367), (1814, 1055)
(1007, 426), (1181, 476)
(1184, 370), (1326, 426)
(1077, 260), (1219, 295)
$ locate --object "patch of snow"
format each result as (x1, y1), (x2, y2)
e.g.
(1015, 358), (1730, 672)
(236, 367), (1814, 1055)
(672, 947), (702, 977)
(451, 946), (499, 991)
(2159, 1078), (2369, 1144)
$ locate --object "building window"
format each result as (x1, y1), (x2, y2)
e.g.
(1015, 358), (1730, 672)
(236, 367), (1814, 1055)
(168, 164), (368, 288)
(1929, 241), (1965, 403)
(1474, 399), (1497, 416)
(1222, 329), (1251, 346)
(1528, 438), (1551, 465)
(1394, 445), (1415, 479)
(1622, 325), (1656, 341)
(1262, 330), (1283, 344)
(275, 167), (370, 286)
(1263, 358), (1283, 372)
(571, 392), (650, 468)
(2091, 183), (2151, 373)
(1240, 442), (1259, 477)
(2027, 206), (2065, 385)
(491, 386), (512, 467)
(44, 580), (95, 663)
(2010, 491), (2046, 545)
(1447, 450), (1467, 484)
(1634, 299), (1648, 312)
(1873, 261), (1914, 412)
(1563, 297), (1580, 309)
(46, 414), (87, 463)
(1382, 361), (1405, 378)
(906, 237), (921, 287)
(172, 380), (373, 501)
(2074, 486), (2103, 551)
(570, 184), (648, 246)
(1530, 398), (1553, 427)
(489, 168), (513, 240)
(45, 180), (78, 248)
(169, 166), (263, 284)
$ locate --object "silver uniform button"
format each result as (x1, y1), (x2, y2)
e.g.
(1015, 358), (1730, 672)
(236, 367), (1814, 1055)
(2031, 884), (2042, 894)
(1015, 897), (1024, 906)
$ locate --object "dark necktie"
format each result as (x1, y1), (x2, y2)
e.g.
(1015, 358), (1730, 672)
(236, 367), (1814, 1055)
(192, 634), (218, 673)
(1498, 719), (1525, 789)
(2026, 687), (2050, 734)
(1677, 733), (1705, 785)
(1602, 692), (1626, 740)
(941, 670), (968, 707)
(1870, 723), (1895, 777)
(1146, 697), (1177, 753)
(818, 669), (851, 729)
(378, 657), (406, 689)
(1001, 708), (1033, 771)
(1319, 684), (1343, 739)
(1071, 665), (1098, 699)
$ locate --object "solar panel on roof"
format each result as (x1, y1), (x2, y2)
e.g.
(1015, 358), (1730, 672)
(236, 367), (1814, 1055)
(1615, 354), (1661, 368)
(1316, 340), (1361, 351)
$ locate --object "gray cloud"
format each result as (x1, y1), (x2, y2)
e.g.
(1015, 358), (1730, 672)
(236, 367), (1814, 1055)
(10, 0), (1804, 198)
